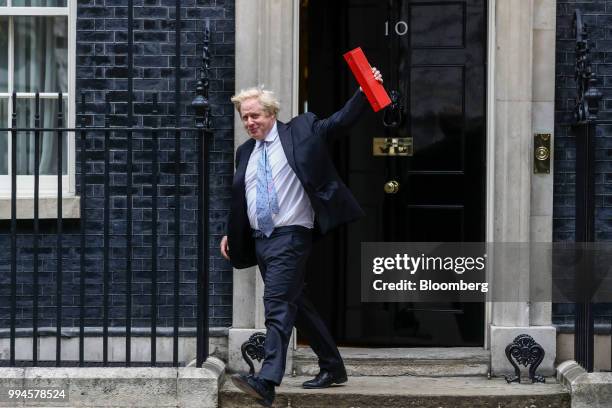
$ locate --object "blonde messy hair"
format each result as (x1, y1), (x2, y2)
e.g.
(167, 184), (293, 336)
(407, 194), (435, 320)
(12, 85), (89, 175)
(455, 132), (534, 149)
(231, 87), (280, 117)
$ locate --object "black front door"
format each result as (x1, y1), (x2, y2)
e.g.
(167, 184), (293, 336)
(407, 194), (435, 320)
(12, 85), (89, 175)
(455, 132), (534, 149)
(300, 0), (487, 346)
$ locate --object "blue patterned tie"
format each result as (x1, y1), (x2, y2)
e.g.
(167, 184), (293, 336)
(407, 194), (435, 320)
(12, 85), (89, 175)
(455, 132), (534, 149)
(256, 140), (279, 237)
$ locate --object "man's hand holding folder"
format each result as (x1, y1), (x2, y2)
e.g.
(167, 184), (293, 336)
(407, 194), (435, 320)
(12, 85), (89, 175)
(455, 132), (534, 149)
(344, 47), (391, 112)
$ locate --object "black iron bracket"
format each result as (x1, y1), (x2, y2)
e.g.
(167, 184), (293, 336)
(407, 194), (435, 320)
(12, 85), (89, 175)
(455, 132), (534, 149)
(241, 332), (266, 376)
(504, 334), (546, 384)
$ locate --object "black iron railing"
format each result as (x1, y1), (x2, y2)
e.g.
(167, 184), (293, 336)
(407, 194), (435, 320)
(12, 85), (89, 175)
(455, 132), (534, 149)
(0, 23), (213, 368)
(1, 107), (211, 368)
(572, 9), (603, 373)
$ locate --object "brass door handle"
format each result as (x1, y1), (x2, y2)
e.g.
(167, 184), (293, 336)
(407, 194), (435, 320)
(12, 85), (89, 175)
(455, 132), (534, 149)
(384, 180), (400, 194)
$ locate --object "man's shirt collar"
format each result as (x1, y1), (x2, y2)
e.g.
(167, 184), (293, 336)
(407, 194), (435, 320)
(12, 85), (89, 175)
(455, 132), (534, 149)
(256, 122), (278, 148)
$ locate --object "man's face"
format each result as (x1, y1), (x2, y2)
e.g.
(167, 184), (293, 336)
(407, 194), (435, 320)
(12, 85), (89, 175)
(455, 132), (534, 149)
(240, 98), (276, 140)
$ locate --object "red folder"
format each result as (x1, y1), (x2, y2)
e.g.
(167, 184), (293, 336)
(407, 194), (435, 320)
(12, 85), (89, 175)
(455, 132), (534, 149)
(343, 47), (391, 112)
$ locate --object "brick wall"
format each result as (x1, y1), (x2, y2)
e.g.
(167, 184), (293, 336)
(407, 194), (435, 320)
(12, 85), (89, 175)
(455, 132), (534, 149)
(0, 0), (235, 331)
(554, 0), (612, 328)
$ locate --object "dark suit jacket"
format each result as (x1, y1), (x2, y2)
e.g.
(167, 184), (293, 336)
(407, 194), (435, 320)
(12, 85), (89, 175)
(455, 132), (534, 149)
(228, 90), (369, 269)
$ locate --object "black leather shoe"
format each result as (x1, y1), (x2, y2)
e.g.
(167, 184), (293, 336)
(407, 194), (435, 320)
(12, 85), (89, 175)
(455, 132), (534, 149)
(230, 374), (275, 407)
(302, 369), (348, 389)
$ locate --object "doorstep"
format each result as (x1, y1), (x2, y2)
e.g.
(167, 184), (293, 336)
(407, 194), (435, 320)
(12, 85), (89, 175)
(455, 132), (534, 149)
(220, 375), (569, 408)
(293, 347), (490, 377)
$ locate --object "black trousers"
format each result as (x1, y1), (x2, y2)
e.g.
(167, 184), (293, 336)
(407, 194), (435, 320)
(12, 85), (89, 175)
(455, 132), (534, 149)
(254, 226), (344, 385)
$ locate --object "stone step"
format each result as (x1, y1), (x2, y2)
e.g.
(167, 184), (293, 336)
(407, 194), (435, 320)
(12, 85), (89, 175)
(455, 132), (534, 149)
(220, 375), (570, 408)
(293, 347), (490, 377)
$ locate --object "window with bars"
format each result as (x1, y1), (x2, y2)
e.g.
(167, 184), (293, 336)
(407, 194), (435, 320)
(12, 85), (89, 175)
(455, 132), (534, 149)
(0, 0), (75, 197)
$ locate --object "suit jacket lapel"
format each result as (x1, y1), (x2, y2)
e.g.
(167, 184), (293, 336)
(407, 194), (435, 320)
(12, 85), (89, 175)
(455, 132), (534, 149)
(236, 139), (255, 186)
(277, 120), (298, 176)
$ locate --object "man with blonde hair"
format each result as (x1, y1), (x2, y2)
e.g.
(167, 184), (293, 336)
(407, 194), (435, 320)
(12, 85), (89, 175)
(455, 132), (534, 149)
(221, 68), (382, 407)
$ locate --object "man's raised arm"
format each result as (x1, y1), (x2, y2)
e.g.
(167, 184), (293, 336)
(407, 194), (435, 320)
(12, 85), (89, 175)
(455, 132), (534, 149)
(312, 67), (383, 138)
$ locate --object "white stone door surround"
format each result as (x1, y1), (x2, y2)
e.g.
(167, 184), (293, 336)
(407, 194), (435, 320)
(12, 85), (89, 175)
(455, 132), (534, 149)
(228, 0), (558, 377)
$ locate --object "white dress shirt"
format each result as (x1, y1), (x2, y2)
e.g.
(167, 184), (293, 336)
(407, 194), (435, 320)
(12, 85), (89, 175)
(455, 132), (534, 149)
(245, 122), (315, 231)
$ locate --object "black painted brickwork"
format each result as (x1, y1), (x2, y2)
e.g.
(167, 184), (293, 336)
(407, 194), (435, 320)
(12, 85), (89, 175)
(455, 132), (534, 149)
(0, 0), (235, 330)
(554, 0), (612, 327)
